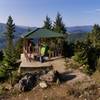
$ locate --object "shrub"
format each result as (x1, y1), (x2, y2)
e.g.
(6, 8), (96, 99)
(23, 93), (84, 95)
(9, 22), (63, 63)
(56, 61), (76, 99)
(82, 65), (94, 75)
(72, 52), (88, 65)
(0, 64), (8, 80)
(66, 57), (80, 69)
(10, 71), (21, 86)
(73, 40), (98, 75)
(0, 69), (6, 79)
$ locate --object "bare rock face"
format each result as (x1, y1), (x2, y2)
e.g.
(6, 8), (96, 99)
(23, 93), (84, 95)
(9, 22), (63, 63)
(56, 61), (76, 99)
(39, 70), (60, 83)
(14, 69), (61, 91)
(18, 73), (37, 92)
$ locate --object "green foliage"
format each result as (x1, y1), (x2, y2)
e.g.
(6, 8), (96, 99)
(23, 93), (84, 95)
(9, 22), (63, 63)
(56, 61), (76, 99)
(43, 15), (52, 30)
(73, 41), (88, 64)
(73, 52), (88, 65)
(0, 68), (7, 79)
(83, 64), (94, 75)
(73, 40), (98, 74)
(3, 48), (17, 66)
(4, 16), (17, 66)
(0, 63), (9, 79)
(0, 16), (19, 83)
(83, 24), (100, 73)
(5, 16), (15, 43)
(9, 71), (21, 86)
(53, 12), (66, 34)
(88, 24), (100, 48)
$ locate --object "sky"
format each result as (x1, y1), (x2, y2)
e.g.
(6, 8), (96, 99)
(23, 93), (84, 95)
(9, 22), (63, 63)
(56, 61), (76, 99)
(0, 0), (100, 27)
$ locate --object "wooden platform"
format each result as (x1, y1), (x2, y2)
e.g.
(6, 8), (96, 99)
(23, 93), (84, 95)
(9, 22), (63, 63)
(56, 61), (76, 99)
(19, 61), (52, 73)
(18, 54), (62, 73)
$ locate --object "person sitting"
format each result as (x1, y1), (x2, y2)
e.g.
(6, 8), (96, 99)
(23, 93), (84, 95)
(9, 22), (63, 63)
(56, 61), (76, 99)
(40, 44), (46, 63)
(43, 44), (49, 61)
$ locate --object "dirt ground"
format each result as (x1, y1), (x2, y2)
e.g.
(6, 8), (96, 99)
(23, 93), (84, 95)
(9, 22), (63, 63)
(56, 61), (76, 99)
(1, 58), (100, 100)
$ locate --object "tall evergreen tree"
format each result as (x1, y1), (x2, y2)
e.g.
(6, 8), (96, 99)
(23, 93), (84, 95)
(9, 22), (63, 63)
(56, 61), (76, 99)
(43, 15), (52, 30)
(53, 12), (66, 34)
(4, 16), (16, 66)
(89, 24), (100, 47)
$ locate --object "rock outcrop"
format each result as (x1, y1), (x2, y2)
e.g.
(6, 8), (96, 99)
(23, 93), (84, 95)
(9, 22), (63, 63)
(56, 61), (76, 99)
(39, 70), (60, 83)
(18, 73), (37, 92)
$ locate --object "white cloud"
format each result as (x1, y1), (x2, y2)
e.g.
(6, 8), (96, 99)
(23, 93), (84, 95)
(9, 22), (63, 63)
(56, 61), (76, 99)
(95, 9), (100, 12)
(84, 8), (100, 14)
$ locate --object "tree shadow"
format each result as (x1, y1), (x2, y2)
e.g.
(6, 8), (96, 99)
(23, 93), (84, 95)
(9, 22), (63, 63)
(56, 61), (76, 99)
(59, 71), (76, 83)
(48, 56), (63, 61)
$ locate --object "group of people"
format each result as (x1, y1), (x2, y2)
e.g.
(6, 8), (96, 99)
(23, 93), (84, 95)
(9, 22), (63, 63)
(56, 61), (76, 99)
(24, 39), (62, 63)
(26, 42), (49, 63)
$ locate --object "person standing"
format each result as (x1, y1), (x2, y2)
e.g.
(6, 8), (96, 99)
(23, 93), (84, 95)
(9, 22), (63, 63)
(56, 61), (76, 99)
(28, 42), (33, 62)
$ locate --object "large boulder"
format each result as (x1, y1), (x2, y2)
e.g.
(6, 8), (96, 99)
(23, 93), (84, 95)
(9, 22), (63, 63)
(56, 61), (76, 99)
(39, 70), (60, 83)
(18, 73), (37, 92)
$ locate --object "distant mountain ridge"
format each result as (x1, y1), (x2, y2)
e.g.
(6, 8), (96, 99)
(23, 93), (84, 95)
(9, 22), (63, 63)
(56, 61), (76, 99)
(0, 23), (36, 48)
(0, 23), (36, 37)
(67, 25), (93, 42)
(67, 25), (93, 34)
(0, 23), (93, 48)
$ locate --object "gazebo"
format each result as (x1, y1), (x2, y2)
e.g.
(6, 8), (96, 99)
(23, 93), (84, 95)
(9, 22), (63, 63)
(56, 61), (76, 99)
(24, 28), (64, 38)
(22, 28), (64, 60)
(19, 28), (65, 73)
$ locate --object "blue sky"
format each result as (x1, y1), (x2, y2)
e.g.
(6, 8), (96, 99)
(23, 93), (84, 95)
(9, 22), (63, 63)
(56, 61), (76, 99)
(0, 0), (100, 27)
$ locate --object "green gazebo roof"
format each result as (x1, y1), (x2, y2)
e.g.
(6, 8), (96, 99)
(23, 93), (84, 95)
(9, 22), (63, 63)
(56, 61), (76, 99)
(24, 28), (64, 39)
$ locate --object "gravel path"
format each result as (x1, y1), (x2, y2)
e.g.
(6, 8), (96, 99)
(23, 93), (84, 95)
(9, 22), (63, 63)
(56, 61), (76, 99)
(50, 58), (90, 84)
(50, 58), (66, 73)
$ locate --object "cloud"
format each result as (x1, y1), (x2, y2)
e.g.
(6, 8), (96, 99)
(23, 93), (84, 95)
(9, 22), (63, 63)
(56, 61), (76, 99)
(95, 9), (100, 12)
(84, 8), (100, 14)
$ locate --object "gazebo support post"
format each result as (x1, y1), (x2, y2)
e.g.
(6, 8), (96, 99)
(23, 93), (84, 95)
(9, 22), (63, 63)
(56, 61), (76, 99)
(23, 38), (30, 61)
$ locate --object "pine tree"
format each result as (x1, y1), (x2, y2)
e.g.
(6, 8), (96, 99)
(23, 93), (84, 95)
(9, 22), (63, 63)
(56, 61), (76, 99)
(4, 16), (16, 66)
(43, 15), (52, 30)
(89, 24), (100, 47)
(53, 12), (66, 34)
